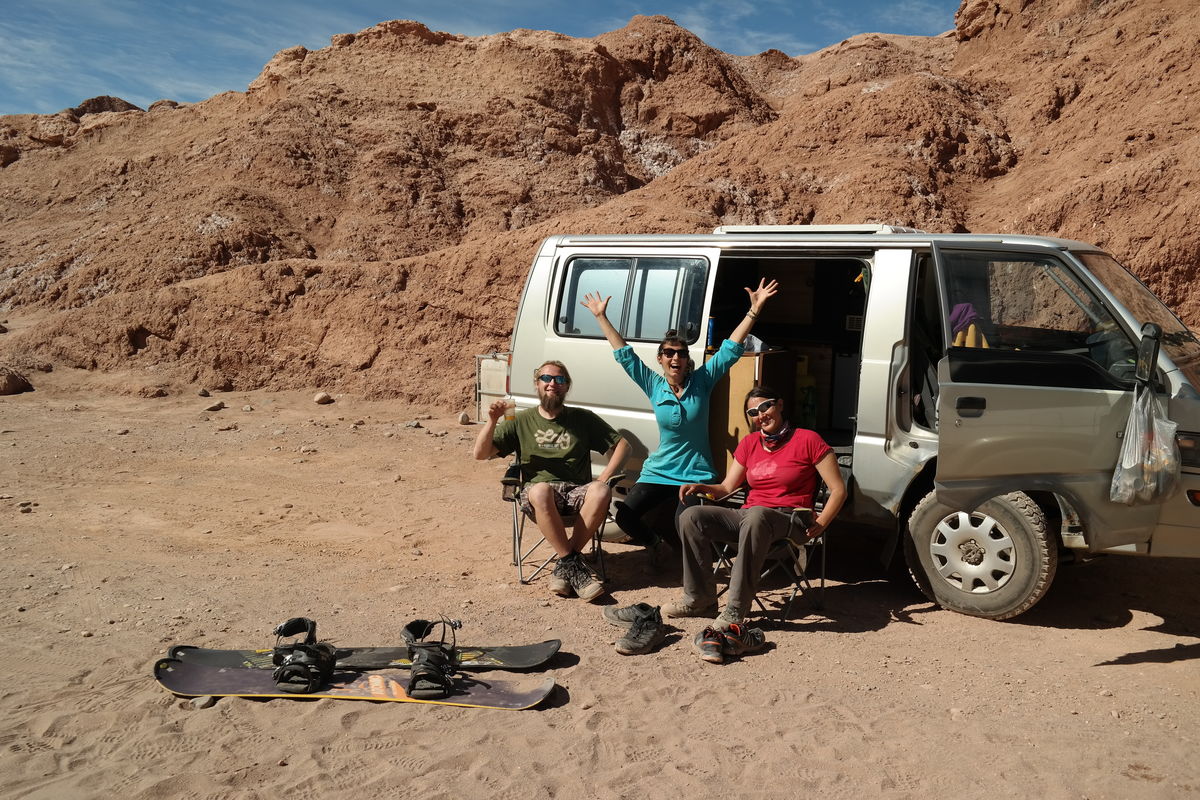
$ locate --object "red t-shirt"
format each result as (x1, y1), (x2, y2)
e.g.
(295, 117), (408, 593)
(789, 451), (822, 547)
(734, 428), (832, 509)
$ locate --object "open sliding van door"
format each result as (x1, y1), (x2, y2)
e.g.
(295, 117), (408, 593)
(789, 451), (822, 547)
(929, 242), (1166, 552)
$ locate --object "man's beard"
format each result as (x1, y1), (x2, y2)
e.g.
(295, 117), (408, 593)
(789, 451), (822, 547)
(539, 392), (565, 413)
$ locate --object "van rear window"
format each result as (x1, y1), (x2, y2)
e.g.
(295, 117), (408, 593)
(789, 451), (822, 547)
(555, 256), (709, 343)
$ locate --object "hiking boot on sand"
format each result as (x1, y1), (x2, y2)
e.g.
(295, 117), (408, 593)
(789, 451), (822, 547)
(563, 553), (604, 602)
(693, 627), (725, 664)
(712, 603), (745, 632)
(603, 602), (657, 628)
(548, 559), (573, 597)
(720, 623), (767, 657)
(662, 597), (717, 619)
(615, 606), (665, 655)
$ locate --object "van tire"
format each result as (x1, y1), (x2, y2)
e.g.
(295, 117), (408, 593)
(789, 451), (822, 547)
(904, 490), (1056, 620)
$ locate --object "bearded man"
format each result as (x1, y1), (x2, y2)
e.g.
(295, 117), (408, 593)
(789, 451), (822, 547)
(474, 360), (629, 601)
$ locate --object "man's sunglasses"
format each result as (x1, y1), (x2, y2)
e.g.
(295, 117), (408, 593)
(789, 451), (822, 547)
(746, 399), (777, 418)
(537, 374), (568, 385)
(659, 347), (689, 359)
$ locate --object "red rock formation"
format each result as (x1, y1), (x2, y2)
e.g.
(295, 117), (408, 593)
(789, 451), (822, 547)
(0, 3), (1196, 405)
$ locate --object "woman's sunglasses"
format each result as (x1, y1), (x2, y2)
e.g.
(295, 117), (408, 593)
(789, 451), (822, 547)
(537, 374), (568, 385)
(659, 347), (689, 359)
(746, 399), (777, 418)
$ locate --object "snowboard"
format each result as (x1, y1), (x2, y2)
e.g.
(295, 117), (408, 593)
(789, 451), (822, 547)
(168, 639), (561, 671)
(154, 658), (556, 710)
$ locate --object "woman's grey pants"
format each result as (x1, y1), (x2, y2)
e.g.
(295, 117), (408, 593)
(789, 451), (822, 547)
(676, 505), (803, 614)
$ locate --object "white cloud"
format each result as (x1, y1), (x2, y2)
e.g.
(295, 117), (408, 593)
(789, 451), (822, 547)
(875, 0), (958, 33)
(672, 0), (820, 55)
(0, 0), (958, 115)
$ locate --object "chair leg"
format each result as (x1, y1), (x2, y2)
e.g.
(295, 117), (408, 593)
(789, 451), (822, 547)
(781, 536), (826, 619)
(778, 583), (802, 622)
(519, 529), (554, 583)
(590, 516), (607, 582)
(815, 535), (826, 610)
(515, 511), (610, 585)
(758, 557), (791, 620)
(514, 507), (556, 584)
(512, 502), (523, 578)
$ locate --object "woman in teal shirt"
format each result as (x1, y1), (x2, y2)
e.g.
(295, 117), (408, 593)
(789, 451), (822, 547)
(580, 279), (778, 547)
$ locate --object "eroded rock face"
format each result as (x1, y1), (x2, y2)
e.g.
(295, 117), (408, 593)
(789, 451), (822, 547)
(1, 3), (1197, 407)
(70, 96), (142, 116)
(0, 366), (32, 395)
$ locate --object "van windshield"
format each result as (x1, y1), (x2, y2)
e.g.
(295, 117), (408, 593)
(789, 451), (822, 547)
(1077, 251), (1200, 388)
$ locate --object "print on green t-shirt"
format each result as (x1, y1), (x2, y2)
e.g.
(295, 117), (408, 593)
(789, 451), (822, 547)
(493, 407), (620, 486)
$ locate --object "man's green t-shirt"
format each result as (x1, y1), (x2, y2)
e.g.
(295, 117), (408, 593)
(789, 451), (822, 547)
(493, 406), (621, 485)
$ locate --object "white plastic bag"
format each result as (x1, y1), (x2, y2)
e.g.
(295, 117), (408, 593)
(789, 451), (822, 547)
(1110, 385), (1181, 505)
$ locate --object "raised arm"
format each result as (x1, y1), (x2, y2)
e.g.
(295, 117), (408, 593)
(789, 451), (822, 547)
(807, 451), (847, 539)
(580, 292), (628, 351)
(727, 278), (779, 344)
(473, 399), (506, 460)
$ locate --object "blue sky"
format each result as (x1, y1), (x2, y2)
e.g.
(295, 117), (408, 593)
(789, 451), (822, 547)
(0, 0), (959, 116)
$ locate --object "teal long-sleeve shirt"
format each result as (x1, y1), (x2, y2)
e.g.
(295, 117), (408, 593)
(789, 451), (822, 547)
(613, 338), (744, 484)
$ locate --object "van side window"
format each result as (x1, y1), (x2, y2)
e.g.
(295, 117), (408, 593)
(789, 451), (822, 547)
(940, 250), (1137, 380)
(556, 256), (709, 342)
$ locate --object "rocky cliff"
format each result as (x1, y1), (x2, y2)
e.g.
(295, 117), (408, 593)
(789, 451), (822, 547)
(1, 2), (1196, 404)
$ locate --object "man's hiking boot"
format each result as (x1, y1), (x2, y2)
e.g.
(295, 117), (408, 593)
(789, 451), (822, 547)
(662, 596), (717, 619)
(603, 601), (657, 628)
(693, 626), (725, 664)
(720, 623), (767, 657)
(562, 553), (604, 602)
(548, 559), (573, 597)
(712, 603), (745, 632)
(614, 606), (665, 655)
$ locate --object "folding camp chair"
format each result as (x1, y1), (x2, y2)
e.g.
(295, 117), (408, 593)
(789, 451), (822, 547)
(501, 458), (622, 584)
(705, 485), (830, 622)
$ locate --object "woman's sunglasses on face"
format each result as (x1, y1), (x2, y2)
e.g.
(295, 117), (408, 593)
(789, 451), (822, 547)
(746, 399), (776, 418)
(537, 374), (568, 385)
(659, 347), (688, 359)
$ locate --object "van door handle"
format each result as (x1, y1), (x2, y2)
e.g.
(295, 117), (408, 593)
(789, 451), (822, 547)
(956, 397), (986, 417)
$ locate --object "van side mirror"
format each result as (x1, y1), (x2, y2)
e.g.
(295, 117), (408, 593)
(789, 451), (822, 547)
(1135, 322), (1162, 384)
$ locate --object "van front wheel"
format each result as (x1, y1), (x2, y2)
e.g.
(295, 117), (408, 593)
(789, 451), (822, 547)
(904, 490), (1056, 620)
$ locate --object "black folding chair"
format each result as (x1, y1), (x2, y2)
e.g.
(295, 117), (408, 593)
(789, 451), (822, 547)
(705, 485), (830, 622)
(501, 458), (621, 584)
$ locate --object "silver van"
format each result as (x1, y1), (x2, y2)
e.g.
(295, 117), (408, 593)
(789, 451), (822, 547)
(483, 225), (1200, 619)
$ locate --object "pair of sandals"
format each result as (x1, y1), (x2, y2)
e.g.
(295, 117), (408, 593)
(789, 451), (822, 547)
(270, 615), (463, 699)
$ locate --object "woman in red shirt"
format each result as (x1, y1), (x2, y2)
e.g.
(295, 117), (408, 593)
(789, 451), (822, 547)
(669, 386), (847, 631)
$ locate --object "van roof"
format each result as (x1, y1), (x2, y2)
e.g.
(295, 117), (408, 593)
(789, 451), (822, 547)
(712, 224), (925, 234)
(548, 229), (1101, 252)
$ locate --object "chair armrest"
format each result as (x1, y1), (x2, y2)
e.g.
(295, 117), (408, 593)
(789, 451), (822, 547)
(501, 462), (523, 486)
(696, 487), (747, 508)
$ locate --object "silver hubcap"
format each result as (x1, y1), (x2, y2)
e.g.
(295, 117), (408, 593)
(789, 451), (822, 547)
(928, 511), (1015, 594)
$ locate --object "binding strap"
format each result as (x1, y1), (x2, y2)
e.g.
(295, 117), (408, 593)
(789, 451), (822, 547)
(271, 617), (336, 693)
(402, 617), (462, 649)
(272, 617), (317, 646)
(402, 616), (463, 699)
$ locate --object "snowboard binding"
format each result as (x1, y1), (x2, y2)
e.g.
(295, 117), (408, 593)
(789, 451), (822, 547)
(271, 617), (337, 694)
(402, 616), (463, 700)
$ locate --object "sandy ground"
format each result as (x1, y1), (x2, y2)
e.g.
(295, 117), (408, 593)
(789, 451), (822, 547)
(2, 370), (1199, 799)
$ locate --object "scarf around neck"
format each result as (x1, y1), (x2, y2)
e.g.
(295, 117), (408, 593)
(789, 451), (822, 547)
(761, 422), (793, 450)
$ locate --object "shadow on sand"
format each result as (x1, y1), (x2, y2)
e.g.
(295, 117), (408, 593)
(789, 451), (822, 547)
(600, 523), (1200, 664)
